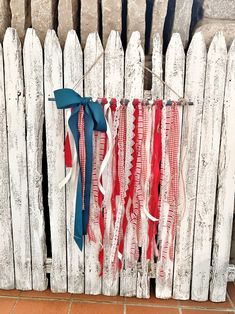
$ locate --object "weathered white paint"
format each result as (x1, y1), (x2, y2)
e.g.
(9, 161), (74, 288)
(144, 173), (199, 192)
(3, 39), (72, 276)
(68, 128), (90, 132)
(84, 32), (104, 295)
(23, 28), (48, 291)
(172, 0), (194, 48)
(3, 27), (32, 290)
(173, 32), (207, 300)
(120, 31), (144, 297)
(155, 33), (185, 299)
(0, 42), (14, 290)
(102, 30), (124, 296)
(151, 33), (163, 99)
(44, 29), (67, 292)
(210, 39), (235, 302)
(63, 30), (85, 294)
(192, 32), (227, 301)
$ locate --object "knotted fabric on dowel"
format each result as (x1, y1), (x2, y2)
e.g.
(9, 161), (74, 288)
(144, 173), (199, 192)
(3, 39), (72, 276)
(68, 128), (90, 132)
(53, 88), (107, 250)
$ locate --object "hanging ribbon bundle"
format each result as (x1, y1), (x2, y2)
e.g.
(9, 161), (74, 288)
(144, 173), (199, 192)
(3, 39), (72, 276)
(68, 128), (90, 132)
(51, 87), (182, 277)
(53, 88), (107, 251)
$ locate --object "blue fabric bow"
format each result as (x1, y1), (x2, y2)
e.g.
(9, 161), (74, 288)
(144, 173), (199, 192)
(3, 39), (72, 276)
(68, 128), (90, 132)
(54, 88), (107, 250)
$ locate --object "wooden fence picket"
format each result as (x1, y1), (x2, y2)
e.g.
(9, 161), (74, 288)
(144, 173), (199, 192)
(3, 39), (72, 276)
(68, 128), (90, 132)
(84, 32), (104, 295)
(3, 27), (32, 290)
(173, 32), (206, 300)
(0, 41), (14, 290)
(210, 38), (235, 302)
(192, 32), (227, 301)
(23, 28), (48, 291)
(63, 30), (85, 294)
(120, 31), (144, 297)
(102, 30), (124, 296)
(155, 33), (185, 299)
(44, 30), (67, 292)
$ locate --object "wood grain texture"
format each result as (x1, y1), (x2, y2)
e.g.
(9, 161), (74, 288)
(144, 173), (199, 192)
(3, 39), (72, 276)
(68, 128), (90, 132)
(0, 42), (14, 290)
(210, 39), (235, 302)
(151, 33), (163, 99)
(23, 28), (48, 291)
(172, 0), (194, 47)
(102, 30), (124, 296)
(3, 27), (32, 290)
(173, 32), (206, 300)
(192, 32), (227, 301)
(120, 31), (144, 297)
(44, 29), (67, 292)
(84, 32), (104, 295)
(63, 30), (85, 294)
(155, 33), (185, 299)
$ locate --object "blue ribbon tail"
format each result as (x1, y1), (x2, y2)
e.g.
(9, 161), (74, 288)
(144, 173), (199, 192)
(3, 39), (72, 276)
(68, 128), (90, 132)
(74, 172), (84, 250)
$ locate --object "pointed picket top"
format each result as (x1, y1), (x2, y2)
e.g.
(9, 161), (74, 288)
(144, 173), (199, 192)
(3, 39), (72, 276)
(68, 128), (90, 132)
(125, 31), (144, 99)
(192, 31), (227, 301)
(151, 33), (163, 99)
(210, 38), (235, 302)
(173, 31), (207, 300)
(84, 32), (104, 99)
(208, 31), (227, 59)
(105, 30), (124, 99)
(44, 29), (61, 55)
(164, 33), (185, 99)
(3, 27), (20, 47)
(23, 28), (47, 291)
(64, 30), (83, 94)
(0, 41), (14, 290)
(24, 27), (41, 48)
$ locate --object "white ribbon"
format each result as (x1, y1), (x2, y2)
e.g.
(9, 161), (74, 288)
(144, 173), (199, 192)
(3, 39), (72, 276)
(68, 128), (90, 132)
(98, 101), (112, 196)
(59, 109), (77, 189)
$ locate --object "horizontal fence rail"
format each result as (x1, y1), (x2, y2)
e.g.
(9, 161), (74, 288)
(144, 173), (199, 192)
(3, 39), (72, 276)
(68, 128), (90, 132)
(0, 27), (235, 303)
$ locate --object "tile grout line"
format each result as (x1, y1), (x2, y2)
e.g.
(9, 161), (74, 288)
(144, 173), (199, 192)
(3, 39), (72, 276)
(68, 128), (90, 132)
(67, 300), (73, 314)
(9, 296), (20, 314)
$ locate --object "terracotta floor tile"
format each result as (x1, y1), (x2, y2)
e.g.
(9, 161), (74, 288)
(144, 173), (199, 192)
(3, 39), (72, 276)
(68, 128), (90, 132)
(20, 289), (71, 300)
(71, 302), (123, 314)
(126, 305), (179, 314)
(0, 289), (20, 297)
(228, 282), (235, 306)
(13, 299), (69, 314)
(181, 309), (235, 314)
(125, 289), (179, 307)
(178, 297), (232, 309)
(0, 298), (17, 314)
(72, 293), (125, 303)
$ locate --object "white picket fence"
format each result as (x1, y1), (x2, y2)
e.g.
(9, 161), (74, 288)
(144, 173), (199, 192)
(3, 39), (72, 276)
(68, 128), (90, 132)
(0, 27), (235, 303)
